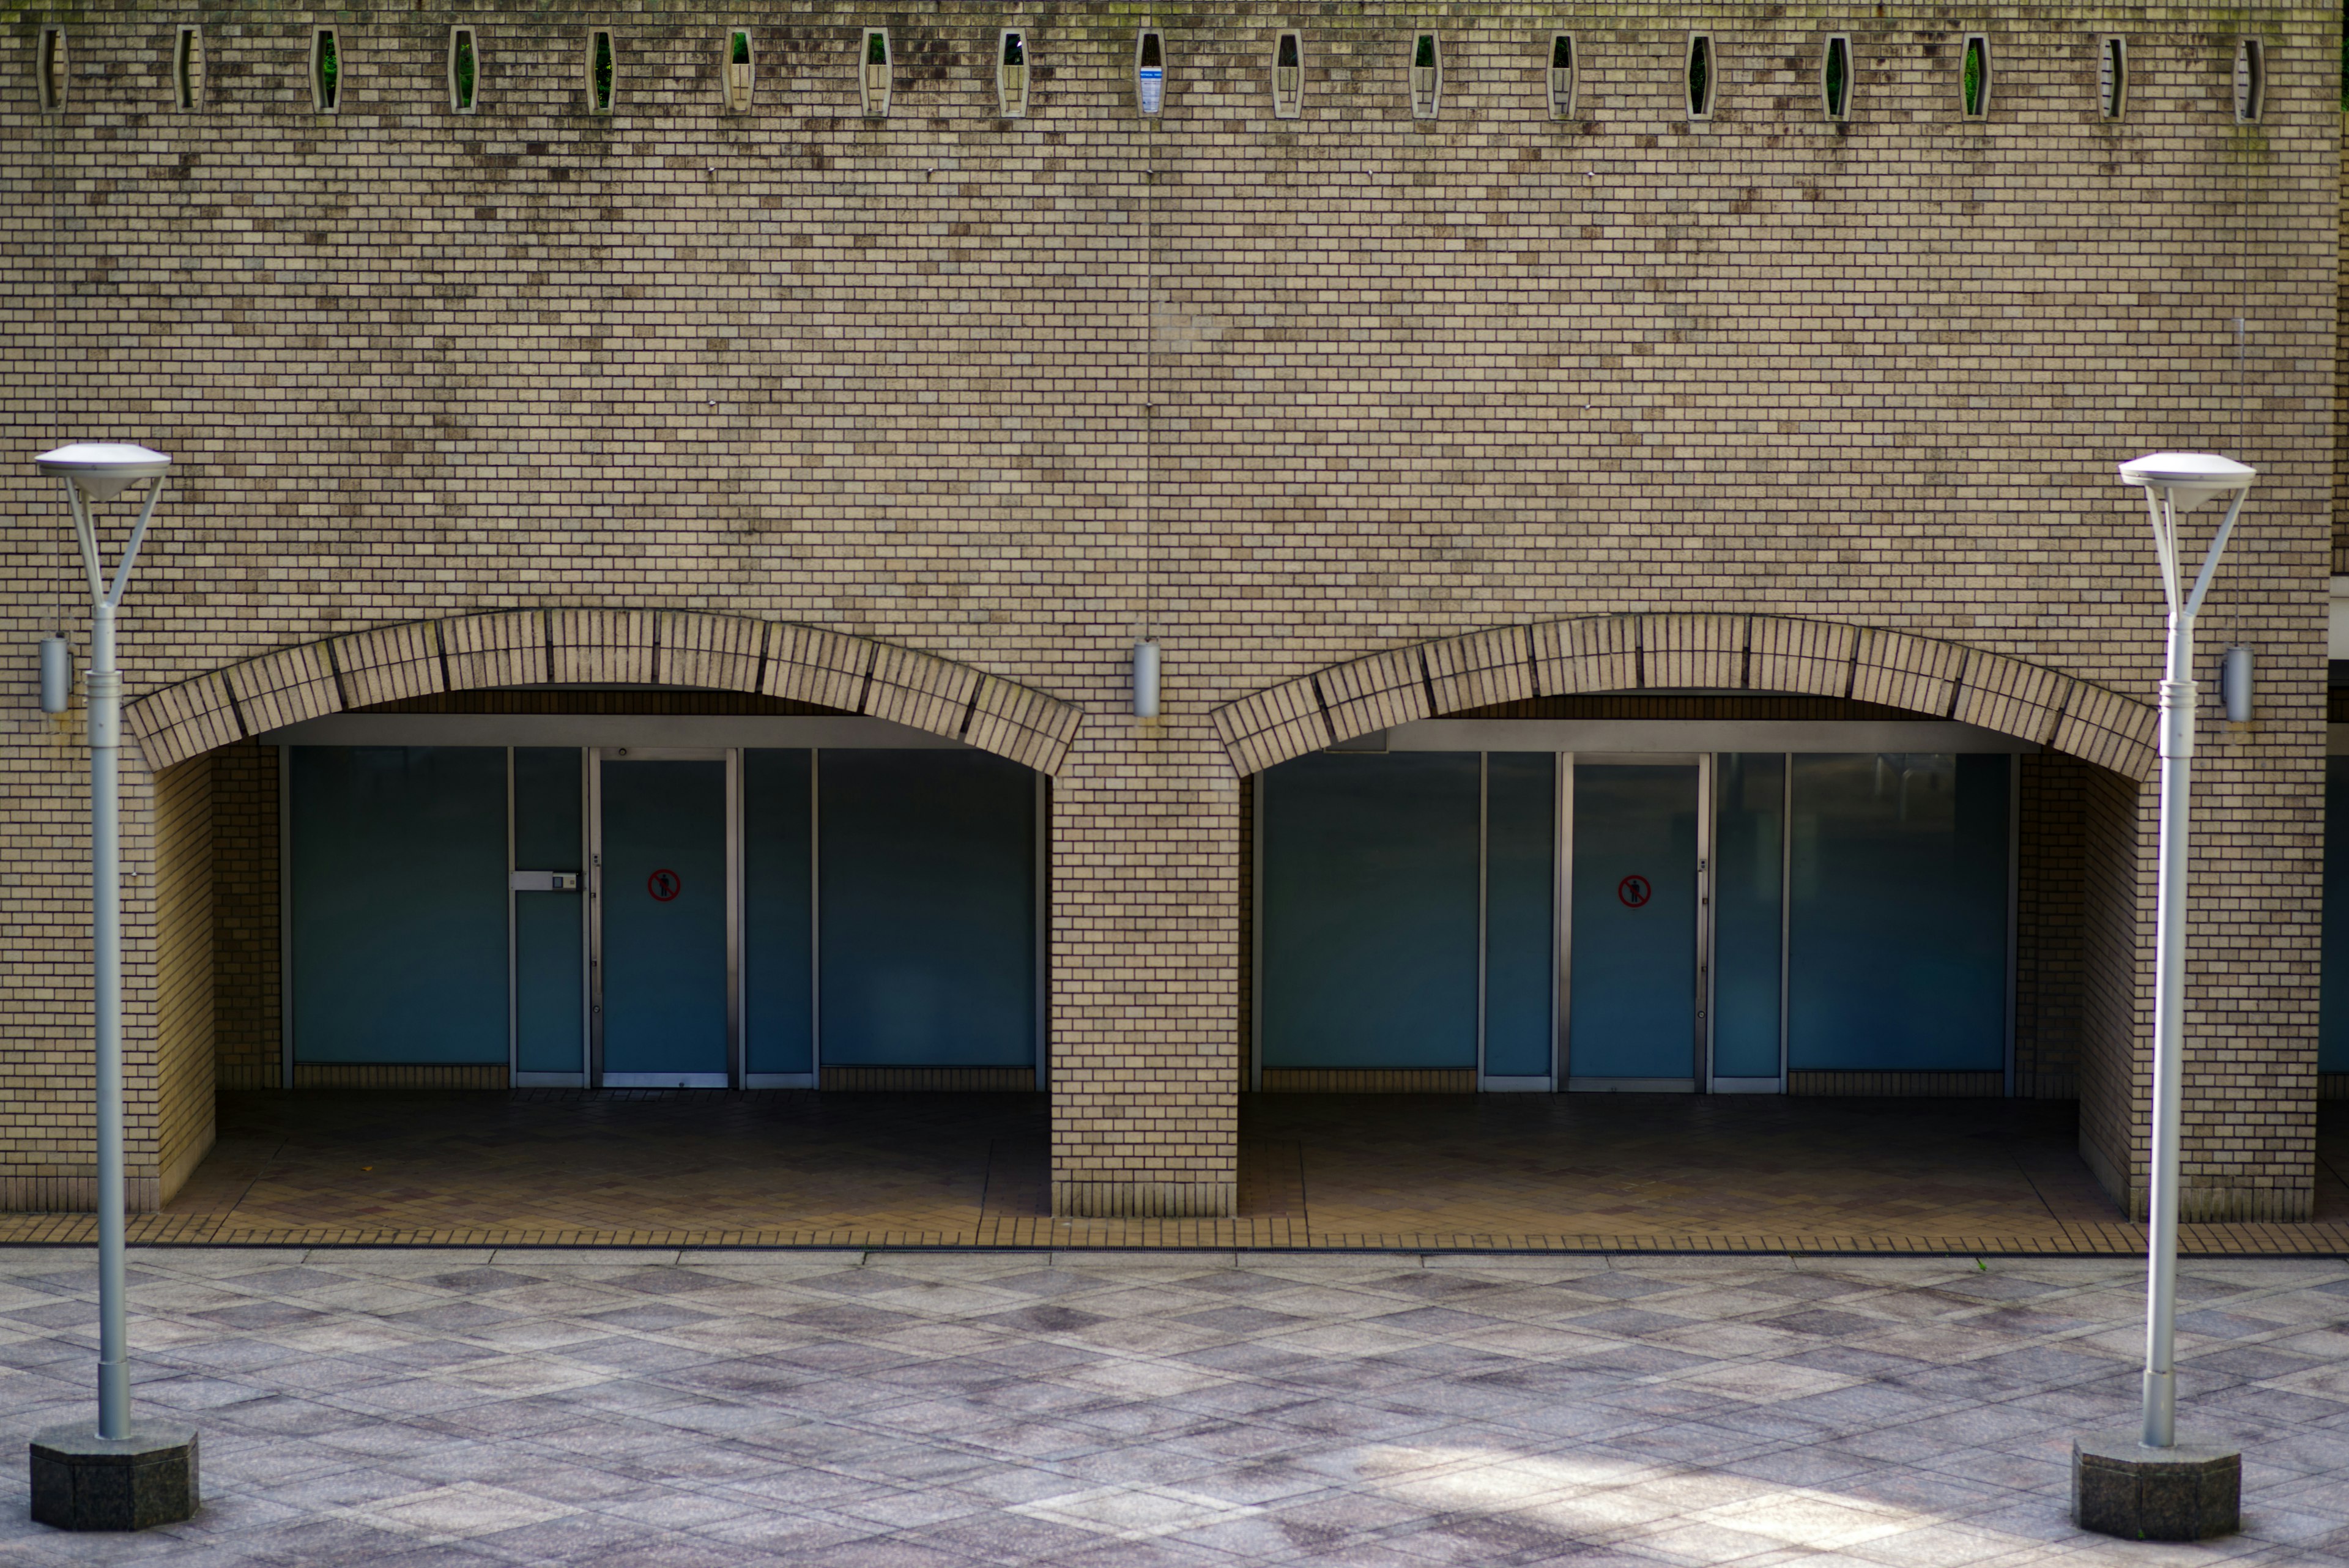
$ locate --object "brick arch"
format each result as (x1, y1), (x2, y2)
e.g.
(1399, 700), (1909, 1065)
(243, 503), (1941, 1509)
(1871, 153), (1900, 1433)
(124, 610), (1085, 776)
(1209, 613), (2159, 781)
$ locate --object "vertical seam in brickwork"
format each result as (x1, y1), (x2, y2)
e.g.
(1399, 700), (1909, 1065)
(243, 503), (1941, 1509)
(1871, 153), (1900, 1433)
(649, 611), (664, 683)
(1524, 626), (1544, 699)
(1738, 616), (1753, 690)
(751, 617), (772, 695)
(1633, 614), (1647, 689)
(1416, 647), (1439, 718)
(218, 674), (248, 741)
(853, 639), (877, 715)
(1946, 646), (1970, 720)
(1840, 638), (1860, 701)
(956, 684), (981, 741)
(541, 611), (558, 671)
(431, 619), (452, 693)
(322, 637), (349, 713)
(1308, 672), (1335, 738)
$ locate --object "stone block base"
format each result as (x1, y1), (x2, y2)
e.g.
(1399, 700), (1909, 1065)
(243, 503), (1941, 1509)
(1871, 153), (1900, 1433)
(2073, 1432), (2238, 1541)
(30, 1424), (201, 1532)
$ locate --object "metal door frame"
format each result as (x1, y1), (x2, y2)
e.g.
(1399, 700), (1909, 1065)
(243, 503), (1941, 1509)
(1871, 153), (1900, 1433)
(1478, 751), (1557, 1091)
(1704, 751), (1789, 1095)
(590, 746), (740, 1090)
(507, 746), (594, 1088)
(1560, 752), (1710, 1093)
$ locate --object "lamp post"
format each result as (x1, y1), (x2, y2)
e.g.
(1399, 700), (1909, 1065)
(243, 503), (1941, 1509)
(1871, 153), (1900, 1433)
(28, 442), (200, 1533)
(2072, 451), (2254, 1544)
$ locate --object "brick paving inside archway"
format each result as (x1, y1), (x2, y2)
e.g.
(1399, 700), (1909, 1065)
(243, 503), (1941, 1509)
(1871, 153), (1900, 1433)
(2, 1094), (2345, 1254)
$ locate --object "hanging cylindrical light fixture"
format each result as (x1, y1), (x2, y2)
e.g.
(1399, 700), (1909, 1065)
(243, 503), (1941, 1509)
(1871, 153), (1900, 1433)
(2220, 645), (2254, 723)
(1132, 639), (1161, 718)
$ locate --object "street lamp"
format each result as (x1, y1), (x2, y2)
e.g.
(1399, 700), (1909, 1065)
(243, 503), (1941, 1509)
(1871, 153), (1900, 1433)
(27, 443), (199, 1533)
(2072, 451), (2254, 1544)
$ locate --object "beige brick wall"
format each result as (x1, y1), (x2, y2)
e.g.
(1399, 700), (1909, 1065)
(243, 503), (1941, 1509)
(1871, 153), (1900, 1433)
(152, 757), (214, 1203)
(1, 2), (2332, 1219)
(2016, 752), (2086, 1099)
(210, 741), (278, 1091)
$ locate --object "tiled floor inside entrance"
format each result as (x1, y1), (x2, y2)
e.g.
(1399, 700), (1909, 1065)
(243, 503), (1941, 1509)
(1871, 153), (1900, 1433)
(5, 1094), (2345, 1254)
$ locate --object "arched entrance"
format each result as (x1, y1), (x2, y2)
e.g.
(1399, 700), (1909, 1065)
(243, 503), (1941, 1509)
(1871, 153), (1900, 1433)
(1216, 612), (2150, 1101)
(129, 612), (1083, 1196)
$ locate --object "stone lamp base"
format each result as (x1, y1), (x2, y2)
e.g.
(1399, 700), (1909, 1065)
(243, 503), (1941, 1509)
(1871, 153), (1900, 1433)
(30, 1424), (200, 1532)
(2073, 1432), (2239, 1542)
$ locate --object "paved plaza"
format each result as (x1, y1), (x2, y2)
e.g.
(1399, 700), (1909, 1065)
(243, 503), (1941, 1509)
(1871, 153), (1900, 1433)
(2, 1247), (2347, 1565)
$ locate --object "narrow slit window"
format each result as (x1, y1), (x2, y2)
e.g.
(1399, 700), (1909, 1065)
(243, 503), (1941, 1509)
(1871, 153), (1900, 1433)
(2235, 38), (2264, 124)
(1273, 31), (1303, 119)
(1548, 33), (1576, 120)
(1822, 34), (1850, 120)
(37, 26), (63, 113)
(174, 26), (202, 111)
(998, 29), (1028, 117)
(1410, 32), (1440, 119)
(1686, 32), (1713, 119)
(1961, 33), (1990, 118)
(312, 28), (341, 113)
(724, 29), (752, 113)
(863, 29), (891, 117)
(449, 27), (478, 114)
(2098, 35), (2125, 119)
(588, 30), (615, 114)
(1136, 29), (1163, 116)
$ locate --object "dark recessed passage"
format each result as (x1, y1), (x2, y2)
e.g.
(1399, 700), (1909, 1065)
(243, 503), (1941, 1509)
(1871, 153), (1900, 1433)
(2099, 35), (2125, 119)
(1687, 31), (1713, 119)
(1549, 32), (1576, 119)
(2235, 38), (2264, 124)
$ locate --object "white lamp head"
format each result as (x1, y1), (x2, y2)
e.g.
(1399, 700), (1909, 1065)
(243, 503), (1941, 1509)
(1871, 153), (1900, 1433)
(35, 442), (171, 503)
(2117, 451), (2254, 515)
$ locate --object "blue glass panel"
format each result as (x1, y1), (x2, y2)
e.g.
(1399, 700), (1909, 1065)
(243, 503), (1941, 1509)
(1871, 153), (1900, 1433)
(1712, 753), (1784, 1079)
(1568, 764), (1699, 1079)
(1483, 753), (1556, 1077)
(290, 746), (507, 1064)
(1261, 752), (1479, 1070)
(600, 758), (729, 1077)
(744, 750), (814, 1075)
(2325, 756), (2349, 1072)
(819, 749), (1035, 1067)
(1787, 752), (2008, 1071)
(513, 748), (584, 1075)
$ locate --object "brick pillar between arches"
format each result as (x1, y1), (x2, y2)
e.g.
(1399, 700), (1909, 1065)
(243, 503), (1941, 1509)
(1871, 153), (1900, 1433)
(1048, 720), (1239, 1219)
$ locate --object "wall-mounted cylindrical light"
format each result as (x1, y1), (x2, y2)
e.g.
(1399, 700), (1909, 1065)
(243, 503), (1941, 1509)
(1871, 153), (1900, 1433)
(2221, 645), (2254, 723)
(1132, 639), (1160, 718)
(39, 635), (70, 714)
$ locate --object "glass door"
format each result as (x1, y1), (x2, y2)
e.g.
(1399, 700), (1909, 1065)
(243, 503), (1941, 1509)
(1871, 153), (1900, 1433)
(1565, 756), (1707, 1090)
(592, 748), (735, 1087)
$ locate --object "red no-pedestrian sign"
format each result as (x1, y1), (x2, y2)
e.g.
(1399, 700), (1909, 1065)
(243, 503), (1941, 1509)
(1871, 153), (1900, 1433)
(647, 869), (683, 902)
(1618, 875), (1652, 908)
